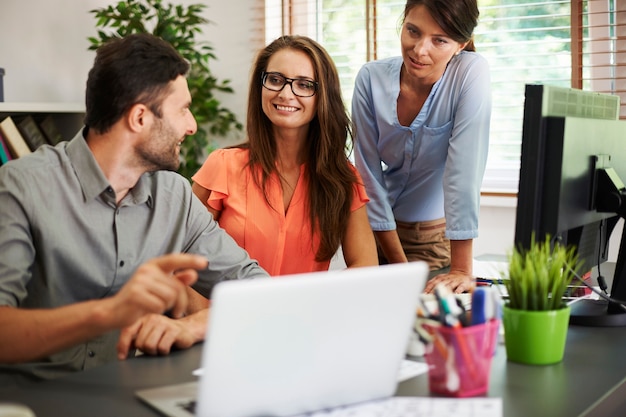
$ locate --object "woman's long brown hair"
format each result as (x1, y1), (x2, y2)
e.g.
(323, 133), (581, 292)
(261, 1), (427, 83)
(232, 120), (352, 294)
(242, 35), (357, 262)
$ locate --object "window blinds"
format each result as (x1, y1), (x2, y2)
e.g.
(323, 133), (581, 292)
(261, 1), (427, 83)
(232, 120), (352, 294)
(264, 0), (625, 193)
(573, 0), (625, 118)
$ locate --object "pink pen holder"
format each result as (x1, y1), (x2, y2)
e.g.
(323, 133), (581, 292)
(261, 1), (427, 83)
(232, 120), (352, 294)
(423, 319), (500, 397)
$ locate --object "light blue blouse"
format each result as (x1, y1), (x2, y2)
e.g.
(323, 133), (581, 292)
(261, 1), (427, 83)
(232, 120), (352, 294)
(352, 52), (491, 240)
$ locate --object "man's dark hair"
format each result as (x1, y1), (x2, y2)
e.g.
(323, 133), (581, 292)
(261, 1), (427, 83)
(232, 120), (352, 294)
(84, 33), (190, 133)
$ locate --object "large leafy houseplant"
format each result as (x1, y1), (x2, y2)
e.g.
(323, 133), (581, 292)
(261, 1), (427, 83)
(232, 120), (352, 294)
(88, 0), (243, 180)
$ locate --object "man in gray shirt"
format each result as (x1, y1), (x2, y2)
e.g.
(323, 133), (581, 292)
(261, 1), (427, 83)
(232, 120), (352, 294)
(0, 33), (268, 382)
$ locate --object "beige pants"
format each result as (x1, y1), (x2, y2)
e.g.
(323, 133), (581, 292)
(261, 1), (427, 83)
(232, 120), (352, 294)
(378, 218), (451, 270)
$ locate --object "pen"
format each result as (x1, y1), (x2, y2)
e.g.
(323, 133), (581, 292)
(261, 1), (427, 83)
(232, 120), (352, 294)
(413, 321), (433, 345)
(435, 285), (479, 379)
(454, 297), (470, 327)
(475, 277), (494, 286)
(475, 276), (506, 286)
(417, 294), (440, 320)
(419, 319), (448, 360)
(449, 323), (476, 380)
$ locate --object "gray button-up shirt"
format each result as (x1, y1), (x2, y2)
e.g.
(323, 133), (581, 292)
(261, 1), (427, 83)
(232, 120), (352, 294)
(0, 130), (267, 381)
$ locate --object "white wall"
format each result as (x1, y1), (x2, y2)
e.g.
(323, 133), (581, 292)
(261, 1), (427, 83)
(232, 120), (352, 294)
(1, 0), (621, 262)
(476, 197), (623, 262)
(0, 0), (259, 133)
(475, 198), (517, 256)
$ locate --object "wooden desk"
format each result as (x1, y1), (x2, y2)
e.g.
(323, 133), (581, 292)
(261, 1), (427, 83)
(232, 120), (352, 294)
(1, 325), (626, 417)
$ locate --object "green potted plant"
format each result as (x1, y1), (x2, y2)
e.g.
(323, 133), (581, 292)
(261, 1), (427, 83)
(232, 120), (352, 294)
(88, 0), (243, 180)
(502, 234), (581, 365)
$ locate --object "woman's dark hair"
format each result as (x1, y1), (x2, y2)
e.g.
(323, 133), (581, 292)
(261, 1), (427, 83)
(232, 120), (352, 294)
(244, 35), (357, 262)
(84, 33), (190, 133)
(403, 0), (479, 51)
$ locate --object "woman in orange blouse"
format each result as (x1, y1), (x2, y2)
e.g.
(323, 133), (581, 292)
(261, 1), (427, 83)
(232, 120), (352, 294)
(192, 35), (378, 276)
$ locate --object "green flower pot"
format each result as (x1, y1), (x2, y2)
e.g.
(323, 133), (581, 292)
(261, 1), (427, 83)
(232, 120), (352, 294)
(502, 305), (570, 365)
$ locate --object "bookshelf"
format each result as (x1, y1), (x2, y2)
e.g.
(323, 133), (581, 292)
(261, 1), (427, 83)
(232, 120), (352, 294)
(0, 102), (84, 143)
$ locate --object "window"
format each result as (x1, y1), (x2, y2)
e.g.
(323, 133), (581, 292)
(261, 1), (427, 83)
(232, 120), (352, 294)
(265, 0), (625, 194)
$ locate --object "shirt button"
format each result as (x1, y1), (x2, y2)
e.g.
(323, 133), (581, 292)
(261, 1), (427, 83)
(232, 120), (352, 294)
(88, 350), (95, 358)
(119, 260), (125, 267)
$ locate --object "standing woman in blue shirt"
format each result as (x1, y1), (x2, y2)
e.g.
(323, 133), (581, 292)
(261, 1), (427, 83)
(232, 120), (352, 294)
(352, 0), (491, 293)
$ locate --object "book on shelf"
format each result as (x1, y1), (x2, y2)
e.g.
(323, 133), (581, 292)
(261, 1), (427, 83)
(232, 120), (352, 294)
(39, 115), (65, 145)
(17, 115), (48, 151)
(0, 131), (13, 165)
(0, 116), (31, 158)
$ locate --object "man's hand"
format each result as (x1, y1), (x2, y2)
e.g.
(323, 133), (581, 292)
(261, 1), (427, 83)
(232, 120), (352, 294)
(424, 270), (474, 294)
(117, 309), (209, 359)
(0, 254), (208, 363)
(117, 314), (194, 359)
(103, 253), (208, 330)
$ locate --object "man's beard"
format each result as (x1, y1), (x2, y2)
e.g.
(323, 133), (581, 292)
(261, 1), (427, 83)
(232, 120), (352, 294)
(136, 118), (182, 172)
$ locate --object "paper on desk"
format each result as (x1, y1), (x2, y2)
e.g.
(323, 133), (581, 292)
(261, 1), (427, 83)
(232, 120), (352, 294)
(291, 397), (502, 417)
(473, 259), (508, 281)
(193, 359), (428, 382)
(396, 359), (428, 382)
(192, 362), (502, 416)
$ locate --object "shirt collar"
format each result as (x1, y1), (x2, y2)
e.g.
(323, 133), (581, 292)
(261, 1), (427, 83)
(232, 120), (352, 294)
(66, 128), (152, 207)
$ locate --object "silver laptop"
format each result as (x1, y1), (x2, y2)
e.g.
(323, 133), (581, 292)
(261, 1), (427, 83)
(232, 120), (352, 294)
(136, 261), (428, 417)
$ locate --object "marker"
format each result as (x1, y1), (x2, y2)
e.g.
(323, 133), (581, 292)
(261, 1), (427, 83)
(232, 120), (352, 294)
(471, 287), (490, 325)
(441, 294), (464, 328)
(433, 284), (450, 326)
(417, 319), (448, 360)
(490, 286), (503, 320)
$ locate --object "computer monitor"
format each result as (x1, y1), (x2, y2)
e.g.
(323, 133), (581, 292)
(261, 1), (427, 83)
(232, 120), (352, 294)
(514, 84), (626, 327)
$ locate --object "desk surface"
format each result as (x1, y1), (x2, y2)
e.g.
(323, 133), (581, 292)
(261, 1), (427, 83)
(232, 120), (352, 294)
(2, 325), (626, 417)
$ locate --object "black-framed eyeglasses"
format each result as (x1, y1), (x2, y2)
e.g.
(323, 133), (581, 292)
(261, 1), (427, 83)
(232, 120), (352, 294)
(261, 71), (318, 97)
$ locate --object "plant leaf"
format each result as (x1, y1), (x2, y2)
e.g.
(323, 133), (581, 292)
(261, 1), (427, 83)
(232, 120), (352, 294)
(87, 0), (243, 181)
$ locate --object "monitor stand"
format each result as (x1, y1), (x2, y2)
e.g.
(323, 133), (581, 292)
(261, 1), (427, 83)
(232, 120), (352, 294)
(570, 258), (626, 327)
(569, 298), (626, 326)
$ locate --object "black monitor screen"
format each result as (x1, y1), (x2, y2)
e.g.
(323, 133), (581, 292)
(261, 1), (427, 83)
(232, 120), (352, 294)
(514, 84), (626, 326)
